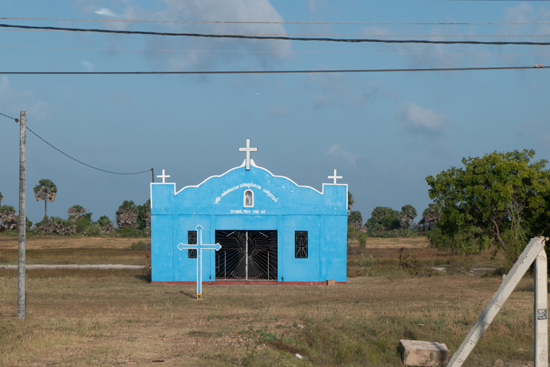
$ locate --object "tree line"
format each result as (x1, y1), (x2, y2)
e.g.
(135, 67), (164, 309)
(0, 179), (151, 237)
(348, 149), (550, 267)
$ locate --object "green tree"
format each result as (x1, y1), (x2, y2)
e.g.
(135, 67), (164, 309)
(33, 179), (57, 217)
(420, 202), (442, 231)
(365, 206), (401, 231)
(348, 210), (363, 230)
(136, 199), (151, 231)
(400, 204), (417, 229)
(426, 149), (550, 262)
(116, 200), (138, 229)
(348, 191), (354, 210)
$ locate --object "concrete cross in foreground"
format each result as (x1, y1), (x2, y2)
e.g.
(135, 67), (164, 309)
(239, 138), (258, 171)
(177, 225), (221, 300)
(328, 169), (343, 184)
(157, 169), (170, 184)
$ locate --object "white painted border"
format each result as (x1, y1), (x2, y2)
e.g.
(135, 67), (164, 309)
(150, 159), (348, 210)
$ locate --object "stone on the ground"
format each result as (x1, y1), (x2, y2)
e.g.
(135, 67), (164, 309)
(399, 339), (450, 367)
(326, 280), (336, 286)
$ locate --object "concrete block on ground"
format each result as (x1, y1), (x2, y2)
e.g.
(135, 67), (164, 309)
(399, 339), (450, 366)
(326, 280), (336, 286)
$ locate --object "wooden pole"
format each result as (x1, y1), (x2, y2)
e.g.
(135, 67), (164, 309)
(17, 110), (26, 320)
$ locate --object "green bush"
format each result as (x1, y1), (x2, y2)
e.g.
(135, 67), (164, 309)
(115, 228), (147, 238)
(126, 240), (151, 251)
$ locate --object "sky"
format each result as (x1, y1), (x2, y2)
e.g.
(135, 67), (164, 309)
(0, 0), (549, 226)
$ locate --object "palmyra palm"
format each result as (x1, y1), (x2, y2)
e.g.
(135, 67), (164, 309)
(33, 179), (57, 217)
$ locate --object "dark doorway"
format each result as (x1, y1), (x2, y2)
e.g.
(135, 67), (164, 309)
(215, 230), (277, 280)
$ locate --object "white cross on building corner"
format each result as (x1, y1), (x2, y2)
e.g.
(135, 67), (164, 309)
(328, 169), (343, 184)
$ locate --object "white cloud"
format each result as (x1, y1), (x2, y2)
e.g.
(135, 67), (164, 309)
(396, 103), (448, 135)
(78, 0), (293, 70)
(0, 76), (56, 122)
(95, 8), (118, 18)
(80, 61), (95, 71)
(326, 144), (359, 165)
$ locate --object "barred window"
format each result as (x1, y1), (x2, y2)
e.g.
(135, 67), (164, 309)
(188, 231), (197, 259)
(295, 231), (308, 259)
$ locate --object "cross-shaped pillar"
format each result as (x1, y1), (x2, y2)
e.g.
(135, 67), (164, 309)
(239, 138), (258, 171)
(177, 225), (221, 300)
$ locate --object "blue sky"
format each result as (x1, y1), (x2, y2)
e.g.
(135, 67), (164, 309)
(1, 0), (549, 225)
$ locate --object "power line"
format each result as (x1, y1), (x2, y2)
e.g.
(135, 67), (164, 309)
(2, 17), (549, 25)
(2, 28), (550, 38)
(2, 23), (550, 45)
(0, 112), (18, 121)
(0, 65), (548, 75)
(3, 45), (550, 57)
(1, 112), (150, 175)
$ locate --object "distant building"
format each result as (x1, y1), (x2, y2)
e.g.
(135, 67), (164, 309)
(150, 140), (347, 284)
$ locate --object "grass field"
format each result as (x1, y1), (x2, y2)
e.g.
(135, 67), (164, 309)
(0, 235), (541, 366)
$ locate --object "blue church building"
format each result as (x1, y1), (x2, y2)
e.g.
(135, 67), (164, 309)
(150, 140), (348, 285)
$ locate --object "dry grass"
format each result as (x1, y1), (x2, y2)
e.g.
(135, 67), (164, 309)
(0, 235), (138, 250)
(0, 236), (540, 367)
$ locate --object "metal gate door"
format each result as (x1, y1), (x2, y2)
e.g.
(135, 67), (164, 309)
(215, 230), (277, 280)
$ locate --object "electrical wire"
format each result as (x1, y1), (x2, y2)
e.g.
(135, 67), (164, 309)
(24, 126), (151, 175)
(1, 17), (549, 25)
(0, 112), (18, 121)
(2, 23), (550, 45)
(0, 112), (150, 175)
(0, 65), (548, 75)
(2, 45), (550, 57)
(2, 28), (550, 37)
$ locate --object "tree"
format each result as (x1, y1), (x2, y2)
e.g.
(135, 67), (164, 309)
(400, 205), (417, 229)
(33, 179), (57, 217)
(0, 191), (3, 206)
(420, 202), (442, 231)
(426, 149), (550, 261)
(365, 206), (401, 232)
(68, 205), (87, 221)
(348, 191), (354, 210)
(116, 200), (138, 229)
(348, 210), (363, 230)
(0, 205), (17, 231)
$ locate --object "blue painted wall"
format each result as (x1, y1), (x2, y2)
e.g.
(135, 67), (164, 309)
(150, 160), (347, 283)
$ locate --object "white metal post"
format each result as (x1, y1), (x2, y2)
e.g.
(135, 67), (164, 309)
(245, 231), (249, 280)
(534, 248), (548, 367)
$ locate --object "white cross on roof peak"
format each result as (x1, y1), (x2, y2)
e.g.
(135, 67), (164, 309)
(157, 169), (170, 184)
(328, 169), (343, 184)
(239, 138), (257, 171)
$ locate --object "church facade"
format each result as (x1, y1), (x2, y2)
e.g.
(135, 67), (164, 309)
(150, 140), (347, 284)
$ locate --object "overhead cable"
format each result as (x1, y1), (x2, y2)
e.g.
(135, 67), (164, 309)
(2, 28), (549, 38)
(3, 45), (550, 56)
(1, 23), (550, 45)
(1, 17), (549, 25)
(1, 112), (150, 175)
(1, 65), (548, 75)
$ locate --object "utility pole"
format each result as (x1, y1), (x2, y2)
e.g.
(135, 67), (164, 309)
(17, 110), (26, 320)
(151, 168), (154, 183)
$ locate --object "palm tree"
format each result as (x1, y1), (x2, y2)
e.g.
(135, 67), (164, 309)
(33, 179), (57, 217)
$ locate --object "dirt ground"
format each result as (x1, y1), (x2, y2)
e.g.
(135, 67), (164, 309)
(0, 236), (544, 366)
